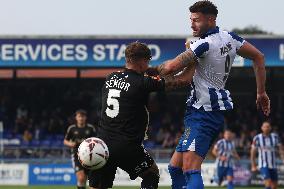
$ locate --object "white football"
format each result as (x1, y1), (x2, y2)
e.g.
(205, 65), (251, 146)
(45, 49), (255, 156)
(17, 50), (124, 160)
(77, 137), (109, 170)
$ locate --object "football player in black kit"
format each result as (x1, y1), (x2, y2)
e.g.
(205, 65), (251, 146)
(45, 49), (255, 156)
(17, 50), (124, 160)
(64, 109), (97, 189)
(88, 42), (194, 189)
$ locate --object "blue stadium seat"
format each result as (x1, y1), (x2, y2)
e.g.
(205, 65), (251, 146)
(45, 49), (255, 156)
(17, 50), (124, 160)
(21, 140), (30, 148)
(40, 140), (51, 147)
(3, 132), (13, 139)
(51, 139), (64, 149)
(30, 139), (41, 148)
(55, 134), (64, 140)
(44, 135), (54, 140)
(15, 134), (22, 139)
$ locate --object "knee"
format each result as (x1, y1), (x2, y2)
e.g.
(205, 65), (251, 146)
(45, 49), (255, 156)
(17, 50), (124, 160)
(182, 151), (203, 171)
(264, 179), (272, 186)
(78, 176), (85, 184)
(77, 172), (86, 184)
(227, 176), (233, 182)
(170, 152), (183, 168)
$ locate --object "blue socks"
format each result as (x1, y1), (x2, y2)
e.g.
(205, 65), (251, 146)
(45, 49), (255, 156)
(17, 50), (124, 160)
(265, 187), (271, 189)
(168, 166), (204, 189)
(227, 181), (234, 189)
(168, 165), (186, 189)
(184, 170), (204, 189)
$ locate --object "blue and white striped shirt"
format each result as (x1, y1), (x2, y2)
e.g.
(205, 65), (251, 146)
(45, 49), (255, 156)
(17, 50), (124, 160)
(252, 133), (281, 169)
(215, 139), (235, 167)
(187, 26), (245, 111)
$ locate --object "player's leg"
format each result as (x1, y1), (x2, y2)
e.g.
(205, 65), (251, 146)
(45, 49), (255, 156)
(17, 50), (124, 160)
(260, 168), (273, 189)
(88, 159), (117, 189)
(168, 143), (186, 189)
(121, 145), (159, 189)
(73, 154), (87, 189)
(264, 179), (272, 189)
(271, 181), (278, 189)
(226, 167), (234, 189)
(139, 162), (160, 189)
(216, 166), (225, 186)
(183, 151), (204, 189)
(270, 168), (278, 189)
(89, 139), (117, 189)
(182, 107), (224, 189)
(76, 170), (87, 189)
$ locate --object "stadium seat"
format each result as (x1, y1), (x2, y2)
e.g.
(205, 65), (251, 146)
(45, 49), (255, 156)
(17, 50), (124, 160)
(20, 140), (30, 148)
(40, 140), (51, 147)
(51, 139), (64, 149)
(30, 139), (41, 148)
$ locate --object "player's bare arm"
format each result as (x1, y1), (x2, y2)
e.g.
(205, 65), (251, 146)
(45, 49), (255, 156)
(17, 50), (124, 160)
(250, 145), (257, 171)
(211, 145), (226, 161)
(237, 41), (270, 116)
(163, 65), (195, 91)
(212, 145), (218, 157)
(63, 139), (76, 148)
(147, 49), (197, 77)
(233, 149), (241, 160)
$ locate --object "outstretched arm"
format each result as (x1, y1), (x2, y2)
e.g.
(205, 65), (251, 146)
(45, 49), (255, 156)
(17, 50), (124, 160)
(237, 41), (270, 116)
(148, 49), (197, 77)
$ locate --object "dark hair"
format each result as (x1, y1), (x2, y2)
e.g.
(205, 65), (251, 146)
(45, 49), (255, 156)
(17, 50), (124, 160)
(262, 120), (271, 125)
(75, 109), (87, 116)
(189, 0), (218, 16)
(125, 42), (152, 63)
(224, 128), (233, 133)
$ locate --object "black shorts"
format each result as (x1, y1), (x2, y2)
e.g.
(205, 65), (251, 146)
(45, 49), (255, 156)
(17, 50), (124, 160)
(88, 140), (154, 188)
(72, 153), (88, 173)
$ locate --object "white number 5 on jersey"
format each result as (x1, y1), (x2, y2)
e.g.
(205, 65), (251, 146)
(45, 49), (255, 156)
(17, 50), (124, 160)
(106, 89), (121, 118)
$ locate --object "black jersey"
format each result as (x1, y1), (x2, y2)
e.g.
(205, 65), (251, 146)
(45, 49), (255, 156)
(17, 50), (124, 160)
(100, 68), (165, 143)
(65, 123), (97, 154)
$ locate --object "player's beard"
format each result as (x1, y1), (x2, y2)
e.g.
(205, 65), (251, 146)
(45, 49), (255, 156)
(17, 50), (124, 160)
(198, 24), (210, 37)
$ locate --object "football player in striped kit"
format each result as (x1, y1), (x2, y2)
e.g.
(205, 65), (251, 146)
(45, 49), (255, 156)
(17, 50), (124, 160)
(148, 1), (270, 188)
(212, 129), (240, 188)
(251, 121), (284, 189)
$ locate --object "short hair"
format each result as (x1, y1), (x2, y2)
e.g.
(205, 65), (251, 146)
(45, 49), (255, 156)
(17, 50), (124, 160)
(75, 109), (87, 116)
(125, 42), (152, 63)
(189, 0), (218, 16)
(224, 128), (233, 133)
(262, 120), (271, 126)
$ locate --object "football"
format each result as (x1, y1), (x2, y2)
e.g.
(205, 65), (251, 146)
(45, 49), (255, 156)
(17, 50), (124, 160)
(77, 137), (109, 170)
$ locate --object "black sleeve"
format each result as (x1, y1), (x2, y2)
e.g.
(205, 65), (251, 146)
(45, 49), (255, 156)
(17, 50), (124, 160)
(65, 127), (73, 140)
(143, 75), (165, 92)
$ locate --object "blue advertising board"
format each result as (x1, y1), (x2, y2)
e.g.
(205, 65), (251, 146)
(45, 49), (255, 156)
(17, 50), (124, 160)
(242, 38), (284, 67)
(29, 164), (76, 185)
(0, 37), (283, 67)
(0, 38), (186, 67)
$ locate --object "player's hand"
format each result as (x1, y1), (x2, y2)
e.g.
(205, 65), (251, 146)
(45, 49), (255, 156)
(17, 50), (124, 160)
(220, 156), (227, 161)
(256, 92), (270, 116)
(251, 165), (257, 172)
(185, 40), (191, 49)
(69, 142), (76, 148)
